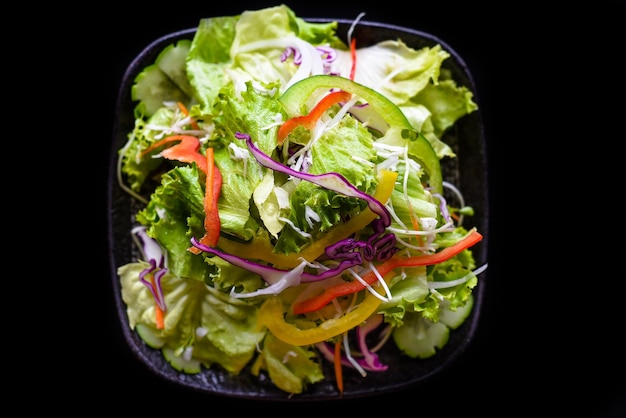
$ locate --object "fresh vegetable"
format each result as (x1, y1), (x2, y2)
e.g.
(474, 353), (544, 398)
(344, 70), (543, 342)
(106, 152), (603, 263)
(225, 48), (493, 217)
(116, 4), (485, 397)
(141, 134), (207, 172)
(189, 146), (222, 254)
(278, 90), (353, 143)
(334, 339), (344, 395)
(278, 73), (443, 194)
(291, 228), (483, 314)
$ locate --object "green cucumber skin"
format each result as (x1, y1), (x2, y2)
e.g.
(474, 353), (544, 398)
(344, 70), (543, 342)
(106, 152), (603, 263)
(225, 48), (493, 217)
(440, 295), (474, 330)
(393, 319), (450, 359)
(162, 347), (202, 374)
(135, 323), (165, 349)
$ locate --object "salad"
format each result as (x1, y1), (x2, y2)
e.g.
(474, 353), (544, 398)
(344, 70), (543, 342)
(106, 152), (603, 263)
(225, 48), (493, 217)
(116, 4), (487, 397)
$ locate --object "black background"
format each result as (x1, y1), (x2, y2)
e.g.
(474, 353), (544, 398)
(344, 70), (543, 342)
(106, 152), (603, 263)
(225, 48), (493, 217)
(91, 2), (625, 415)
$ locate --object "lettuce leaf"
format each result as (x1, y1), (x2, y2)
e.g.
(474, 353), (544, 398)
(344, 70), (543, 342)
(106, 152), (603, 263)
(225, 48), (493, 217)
(273, 115), (378, 254)
(136, 165), (208, 282)
(119, 262), (265, 374)
(251, 333), (324, 394)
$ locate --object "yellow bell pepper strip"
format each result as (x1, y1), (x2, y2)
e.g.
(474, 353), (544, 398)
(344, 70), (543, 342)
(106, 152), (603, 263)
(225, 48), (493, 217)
(216, 169), (398, 268)
(189, 147), (222, 255)
(257, 285), (385, 346)
(292, 228), (483, 314)
(217, 235), (298, 267)
(141, 134), (207, 174)
(277, 90), (353, 145)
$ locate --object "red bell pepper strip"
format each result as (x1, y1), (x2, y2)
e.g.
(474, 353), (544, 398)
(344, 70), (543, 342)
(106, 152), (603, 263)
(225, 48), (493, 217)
(141, 135), (207, 174)
(189, 147), (222, 254)
(292, 229), (483, 314)
(277, 90), (353, 144)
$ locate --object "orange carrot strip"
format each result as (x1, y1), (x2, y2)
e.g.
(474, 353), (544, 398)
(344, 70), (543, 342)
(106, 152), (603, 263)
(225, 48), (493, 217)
(349, 37), (357, 80)
(334, 340), (344, 395)
(155, 304), (165, 329)
(177, 102), (201, 131)
(176, 101), (189, 114)
(142, 135), (207, 173)
(189, 147), (222, 254)
(149, 274), (165, 329)
(292, 229), (483, 314)
(277, 90), (353, 144)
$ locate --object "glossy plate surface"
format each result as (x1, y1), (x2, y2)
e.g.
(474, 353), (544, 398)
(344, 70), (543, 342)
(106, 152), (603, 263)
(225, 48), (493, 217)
(108, 18), (489, 401)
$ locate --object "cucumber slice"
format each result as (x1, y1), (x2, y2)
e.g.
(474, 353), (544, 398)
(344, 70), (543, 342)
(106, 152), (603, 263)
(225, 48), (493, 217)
(439, 295), (474, 330)
(156, 40), (194, 97)
(162, 347), (202, 374)
(135, 323), (165, 349)
(131, 64), (188, 117)
(393, 313), (450, 359)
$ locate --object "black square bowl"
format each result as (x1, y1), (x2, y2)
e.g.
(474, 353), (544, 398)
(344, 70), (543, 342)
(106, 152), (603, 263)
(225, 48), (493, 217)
(107, 18), (489, 401)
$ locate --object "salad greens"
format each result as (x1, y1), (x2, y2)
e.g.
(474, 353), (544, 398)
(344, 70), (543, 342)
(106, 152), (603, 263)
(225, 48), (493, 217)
(116, 4), (486, 396)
